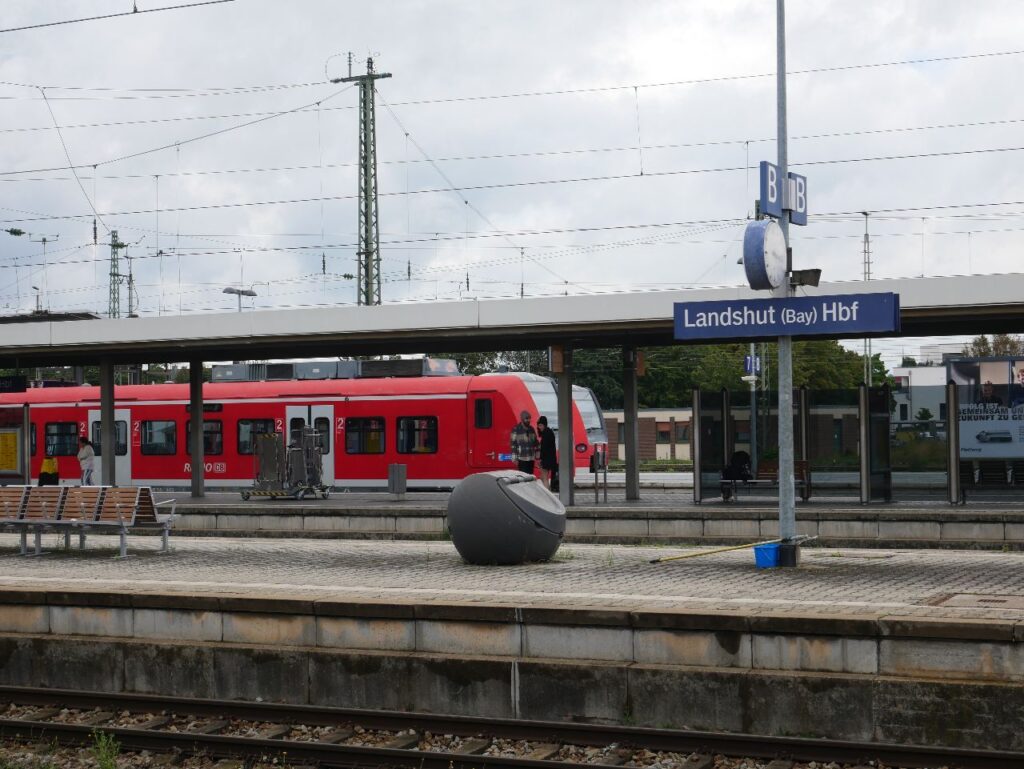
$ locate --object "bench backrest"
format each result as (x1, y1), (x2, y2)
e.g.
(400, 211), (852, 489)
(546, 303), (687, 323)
(62, 486), (103, 522)
(134, 487), (159, 524)
(0, 487), (27, 520)
(755, 459), (810, 482)
(97, 486), (140, 524)
(23, 486), (68, 521)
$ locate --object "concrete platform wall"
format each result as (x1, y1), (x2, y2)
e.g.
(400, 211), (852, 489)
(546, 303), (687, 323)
(172, 507), (1024, 550)
(0, 590), (1022, 749)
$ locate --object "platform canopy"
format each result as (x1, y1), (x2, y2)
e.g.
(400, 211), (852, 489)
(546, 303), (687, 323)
(0, 273), (1022, 366)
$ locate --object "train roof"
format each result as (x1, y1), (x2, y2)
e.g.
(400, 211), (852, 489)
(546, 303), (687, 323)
(0, 374), (532, 405)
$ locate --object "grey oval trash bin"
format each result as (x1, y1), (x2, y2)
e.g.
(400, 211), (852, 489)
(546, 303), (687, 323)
(447, 471), (565, 565)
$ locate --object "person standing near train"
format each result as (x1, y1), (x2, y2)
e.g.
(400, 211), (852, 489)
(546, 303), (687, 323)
(536, 415), (557, 489)
(510, 410), (538, 475)
(77, 436), (95, 486)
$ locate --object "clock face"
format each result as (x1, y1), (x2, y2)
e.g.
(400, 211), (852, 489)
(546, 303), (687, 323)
(742, 219), (787, 290)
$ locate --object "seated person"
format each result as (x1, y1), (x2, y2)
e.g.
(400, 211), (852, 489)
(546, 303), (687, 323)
(38, 455), (59, 486)
(720, 450), (752, 501)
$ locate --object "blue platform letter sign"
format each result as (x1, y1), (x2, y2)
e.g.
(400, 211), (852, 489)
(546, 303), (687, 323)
(759, 161), (782, 219)
(788, 172), (808, 226)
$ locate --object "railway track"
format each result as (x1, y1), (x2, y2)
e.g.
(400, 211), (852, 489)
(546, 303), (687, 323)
(0, 686), (1016, 769)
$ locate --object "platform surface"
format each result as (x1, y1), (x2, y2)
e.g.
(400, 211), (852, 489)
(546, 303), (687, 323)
(0, 533), (1021, 622)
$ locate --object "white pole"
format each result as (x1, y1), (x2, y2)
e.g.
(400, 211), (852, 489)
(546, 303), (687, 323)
(775, 0), (797, 546)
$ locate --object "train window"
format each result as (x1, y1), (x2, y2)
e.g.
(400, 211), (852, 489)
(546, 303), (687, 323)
(346, 417), (385, 454)
(474, 399), (492, 429)
(90, 421), (128, 456)
(30, 423), (36, 456)
(141, 420), (177, 455)
(44, 422), (78, 456)
(313, 417), (330, 454)
(289, 417), (305, 444)
(186, 420), (224, 456)
(397, 416), (438, 454)
(238, 419), (275, 455)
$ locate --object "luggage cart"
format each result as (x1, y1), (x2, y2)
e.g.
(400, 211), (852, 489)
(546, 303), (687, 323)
(241, 428), (331, 500)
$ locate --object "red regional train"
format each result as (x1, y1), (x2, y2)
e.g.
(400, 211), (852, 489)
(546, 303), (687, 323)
(0, 370), (605, 489)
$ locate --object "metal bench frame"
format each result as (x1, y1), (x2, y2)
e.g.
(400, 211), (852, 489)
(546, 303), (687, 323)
(0, 485), (176, 558)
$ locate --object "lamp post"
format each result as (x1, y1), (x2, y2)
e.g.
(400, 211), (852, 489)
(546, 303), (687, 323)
(223, 286), (257, 312)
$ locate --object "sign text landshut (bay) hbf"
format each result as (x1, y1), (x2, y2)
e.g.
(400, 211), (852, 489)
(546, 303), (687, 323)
(673, 292), (900, 341)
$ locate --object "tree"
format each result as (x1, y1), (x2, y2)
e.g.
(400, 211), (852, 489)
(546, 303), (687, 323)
(963, 334), (1024, 357)
(915, 407), (934, 421)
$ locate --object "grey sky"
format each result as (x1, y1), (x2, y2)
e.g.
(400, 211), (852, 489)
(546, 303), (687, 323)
(2, 1), (1022, 366)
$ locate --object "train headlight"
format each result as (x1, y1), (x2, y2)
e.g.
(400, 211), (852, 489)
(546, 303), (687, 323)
(575, 443), (587, 453)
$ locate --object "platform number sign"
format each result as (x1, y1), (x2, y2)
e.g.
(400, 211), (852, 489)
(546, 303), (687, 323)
(759, 161), (808, 226)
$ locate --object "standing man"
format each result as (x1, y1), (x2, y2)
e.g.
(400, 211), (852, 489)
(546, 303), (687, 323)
(77, 436), (95, 486)
(510, 410), (538, 475)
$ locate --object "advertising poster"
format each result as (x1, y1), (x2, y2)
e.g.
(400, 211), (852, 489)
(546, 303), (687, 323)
(0, 430), (19, 474)
(950, 357), (1024, 459)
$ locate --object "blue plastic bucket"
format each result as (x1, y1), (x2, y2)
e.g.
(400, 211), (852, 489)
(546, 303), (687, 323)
(753, 543), (780, 569)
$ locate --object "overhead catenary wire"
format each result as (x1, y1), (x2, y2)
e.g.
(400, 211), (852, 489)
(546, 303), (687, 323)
(9, 143), (1024, 224)
(0, 84), (357, 177)
(4, 44), (1020, 96)
(38, 87), (109, 235)
(377, 90), (574, 288)
(0, 0), (236, 34)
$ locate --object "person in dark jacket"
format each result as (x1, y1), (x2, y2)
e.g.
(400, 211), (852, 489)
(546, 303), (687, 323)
(536, 415), (557, 490)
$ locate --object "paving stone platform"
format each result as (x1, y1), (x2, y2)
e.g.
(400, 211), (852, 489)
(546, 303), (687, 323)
(0, 533), (1021, 622)
(0, 534), (1022, 750)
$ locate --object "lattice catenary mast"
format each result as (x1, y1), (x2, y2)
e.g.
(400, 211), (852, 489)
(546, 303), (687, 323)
(331, 56), (391, 305)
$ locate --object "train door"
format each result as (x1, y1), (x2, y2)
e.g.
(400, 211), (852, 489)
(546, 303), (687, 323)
(285, 404), (335, 486)
(468, 391), (506, 468)
(86, 408), (131, 485)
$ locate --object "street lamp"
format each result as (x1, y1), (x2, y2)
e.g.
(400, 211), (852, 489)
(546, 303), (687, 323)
(223, 286), (257, 312)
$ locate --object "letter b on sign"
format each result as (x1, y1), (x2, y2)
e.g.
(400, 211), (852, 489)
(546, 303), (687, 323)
(759, 161), (783, 218)
(789, 173), (808, 226)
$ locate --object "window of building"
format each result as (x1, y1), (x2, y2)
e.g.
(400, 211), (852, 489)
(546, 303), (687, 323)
(346, 417), (385, 454)
(313, 416), (331, 454)
(238, 419), (276, 455)
(397, 416), (438, 454)
(675, 423), (690, 443)
(899, 404), (908, 422)
(939, 402), (947, 420)
(141, 420), (177, 455)
(44, 422), (78, 456)
(91, 420), (128, 456)
(832, 419), (843, 453)
(656, 423), (671, 444)
(186, 420), (224, 455)
(474, 399), (492, 429)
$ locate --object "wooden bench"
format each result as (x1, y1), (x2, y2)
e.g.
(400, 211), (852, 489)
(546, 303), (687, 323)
(723, 459), (812, 502)
(0, 485), (175, 557)
(0, 487), (27, 524)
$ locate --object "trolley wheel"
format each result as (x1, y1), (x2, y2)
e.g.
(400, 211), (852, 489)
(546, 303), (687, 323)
(240, 491), (251, 501)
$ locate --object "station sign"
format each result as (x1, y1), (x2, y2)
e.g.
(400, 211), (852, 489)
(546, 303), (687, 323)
(759, 161), (807, 226)
(674, 292), (900, 341)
